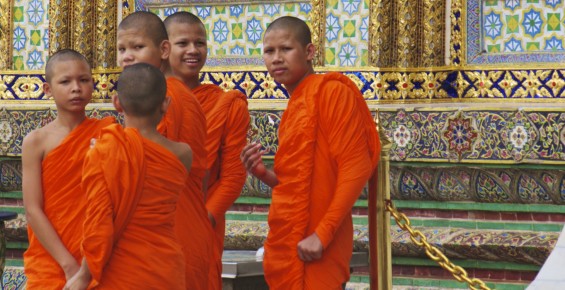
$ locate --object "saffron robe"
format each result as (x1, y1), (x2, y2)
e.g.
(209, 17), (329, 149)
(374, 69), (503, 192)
(81, 124), (186, 289)
(193, 84), (249, 257)
(24, 117), (114, 290)
(158, 77), (219, 290)
(263, 73), (381, 290)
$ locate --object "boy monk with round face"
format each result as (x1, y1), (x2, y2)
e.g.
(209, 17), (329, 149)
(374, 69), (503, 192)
(63, 63), (191, 290)
(22, 49), (114, 289)
(116, 11), (217, 290)
(241, 16), (381, 289)
(164, 11), (250, 274)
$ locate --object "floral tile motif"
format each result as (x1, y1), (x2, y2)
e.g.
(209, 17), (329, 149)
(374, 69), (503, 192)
(1, 267), (26, 290)
(12, 0), (48, 71)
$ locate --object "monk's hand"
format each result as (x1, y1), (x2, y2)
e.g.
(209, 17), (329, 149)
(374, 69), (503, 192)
(240, 142), (267, 177)
(297, 233), (323, 262)
(62, 260), (80, 281)
(63, 269), (89, 290)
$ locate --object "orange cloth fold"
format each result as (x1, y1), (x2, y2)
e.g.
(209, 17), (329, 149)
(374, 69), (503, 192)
(23, 117), (114, 290)
(159, 77), (219, 290)
(193, 84), (249, 257)
(81, 124), (186, 289)
(264, 73), (381, 290)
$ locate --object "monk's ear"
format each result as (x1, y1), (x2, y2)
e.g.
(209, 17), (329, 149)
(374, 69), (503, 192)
(161, 95), (171, 114)
(305, 43), (316, 62)
(43, 82), (52, 98)
(112, 94), (124, 113)
(160, 40), (171, 60)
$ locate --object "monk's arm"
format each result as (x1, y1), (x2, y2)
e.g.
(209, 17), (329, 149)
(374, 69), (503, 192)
(81, 150), (115, 286)
(315, 83), (374, 248)
(63, 258), (91, 290)
(22, 132), (79, 279)
(241, 142), (279, 188)
(206, 99), (250, 223)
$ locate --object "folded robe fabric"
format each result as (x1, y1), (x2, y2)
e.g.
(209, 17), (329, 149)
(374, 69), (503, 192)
(264, 73), (381, 290)
(24, 117), (114, 290)
(158, 77), (219, 290)
(81, 124), (186, 289)
(193, 84), (249, 258)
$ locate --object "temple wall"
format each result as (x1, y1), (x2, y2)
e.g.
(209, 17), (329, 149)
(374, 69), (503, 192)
(1, 0), (565, 289)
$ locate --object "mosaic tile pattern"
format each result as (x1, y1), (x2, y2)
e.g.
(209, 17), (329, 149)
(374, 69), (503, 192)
(482, 1), (565, 54)
(12, 0), (49, 71)
(144, 1), (312, 67)
(1, 267), (26, 290)
(468, 0), (565, 64)
(324, 0), (370, 67)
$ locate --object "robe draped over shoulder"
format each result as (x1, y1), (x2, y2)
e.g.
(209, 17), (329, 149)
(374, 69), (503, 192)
(193, 84), (249, 259)
(159, 77), (218, 290)
(264, 73), (380, 290)
(24, 117), (114, 290)
(81, 124), (186, 289)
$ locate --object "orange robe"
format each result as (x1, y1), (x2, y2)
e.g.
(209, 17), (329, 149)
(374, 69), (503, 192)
(264, 73), (381, 290)
(23, 117), (114, 289)
(158, 77), (219, 290)
(193, 84), (249, 257)
(81, 124), (186, 289)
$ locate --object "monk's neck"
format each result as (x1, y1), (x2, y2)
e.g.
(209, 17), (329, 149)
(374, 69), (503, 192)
(53, 111), (87, 131)
(123, 115), (161, 139)
(285, 69), (315, 96)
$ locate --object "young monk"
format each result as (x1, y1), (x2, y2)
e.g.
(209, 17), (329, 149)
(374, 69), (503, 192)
(22, 49), (114, 289)
(116, 11), (217, 290)
(63, 63), (190, 290)
(240, 16), (381, 290)
(164, 11), (250, 266)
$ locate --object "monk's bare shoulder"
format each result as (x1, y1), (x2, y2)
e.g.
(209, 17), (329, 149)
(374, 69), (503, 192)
(169, 141), (193, 172)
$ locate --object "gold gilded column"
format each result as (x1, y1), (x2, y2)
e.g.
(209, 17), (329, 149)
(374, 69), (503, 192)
(70, 0), (94, 62)
(122, 0), (134, 19)
(49, 0), (71, 55)
(421, 0), (446, 67)
(0, 0), (13, 69)
(394, 0), (419, 67)
(369, 0), (394, 67)
(94, 0), (117, 68)
(310, 0), (325, 67)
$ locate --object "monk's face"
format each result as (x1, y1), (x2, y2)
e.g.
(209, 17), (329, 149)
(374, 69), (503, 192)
(167, 22), (207, 89)
(263, 28), (315, 94)
(44, 59), (93, 112)
(117, 28), (170, 69)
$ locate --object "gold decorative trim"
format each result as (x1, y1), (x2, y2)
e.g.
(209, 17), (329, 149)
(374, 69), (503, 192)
(310, 0), (325, 67)
(122, 0), (134, 19)
(0, 0), (13, 69)
(49, 0), (70, 55)
(94, 0), (117, 68)
(71, 0), (94, 62)
(369, 0), (393, 67)
(450, 0), (463, 66)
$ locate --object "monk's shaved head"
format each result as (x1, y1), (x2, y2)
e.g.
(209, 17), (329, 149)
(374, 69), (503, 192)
(265, 16), (311, 46)
(164, 11), (205, 30)
(119, 11), (168, 45)
(45, 49), (90, 83)
(117, 62), (166, 117)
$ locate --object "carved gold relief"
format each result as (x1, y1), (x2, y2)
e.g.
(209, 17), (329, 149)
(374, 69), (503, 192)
(369, 0), (393, 67)
(465, 71), (504, 98)
(122, 0), (134, 19)
(0, 76), (15, 100)
(94, 0), (117, 68)
(71, 0), (94, 61)
(49, 0), (70, 55)
(250, 73), (286, 99)
(310, 0), (325, 67)
(395, 1), (418, 67)
(422, 0), (445, 67)
(513, 70), (552, 98)
(13, 77), (44, 100)
(0, 0), (13, 69)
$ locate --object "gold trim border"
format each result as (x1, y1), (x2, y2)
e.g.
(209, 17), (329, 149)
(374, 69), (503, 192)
(0, 0), (14, 69)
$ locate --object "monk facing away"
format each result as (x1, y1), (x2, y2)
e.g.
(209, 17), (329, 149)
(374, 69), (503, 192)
(63, 63), (191, 290)
(240, 16), (381, 290)
(116, 11), (217, 290)
(164, 11), (250, 268)
(22, 49), (114, 289)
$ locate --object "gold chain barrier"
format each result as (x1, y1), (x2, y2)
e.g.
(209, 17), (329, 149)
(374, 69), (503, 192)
(385, 200), (492, 290)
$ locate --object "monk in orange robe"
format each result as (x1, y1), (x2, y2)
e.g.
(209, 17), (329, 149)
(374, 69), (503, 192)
(63, 63), (190, 290)
(164, 11), (250, 271)
(116, 12), (216, 290)
(241, 17), (381, 290)
(22, 49), (114, 289)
